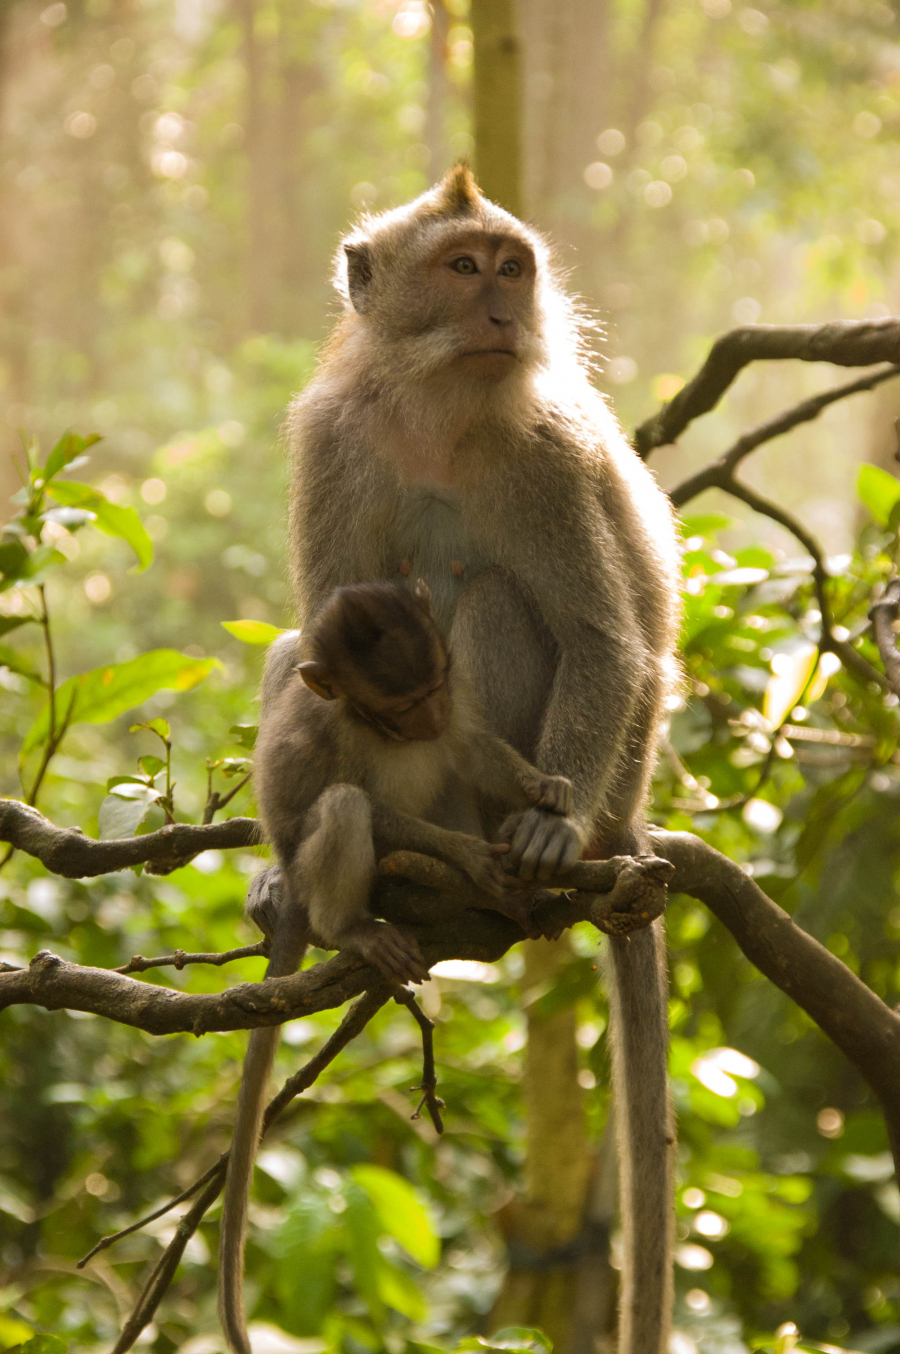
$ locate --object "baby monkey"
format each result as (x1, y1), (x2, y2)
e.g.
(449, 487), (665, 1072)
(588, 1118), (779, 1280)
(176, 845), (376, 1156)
(220, 581), (574, 1354)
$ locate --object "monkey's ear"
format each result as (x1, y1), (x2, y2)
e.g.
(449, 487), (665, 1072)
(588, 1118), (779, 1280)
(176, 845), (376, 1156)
(414, 579), (432, 616)
(297, 661), (340, 701)
(344, 243), (374, 313)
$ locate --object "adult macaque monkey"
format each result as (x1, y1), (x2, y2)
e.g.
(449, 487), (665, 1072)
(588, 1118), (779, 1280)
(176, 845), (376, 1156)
(260, 165), (681, 1352)
(220, 580), (575, 1354)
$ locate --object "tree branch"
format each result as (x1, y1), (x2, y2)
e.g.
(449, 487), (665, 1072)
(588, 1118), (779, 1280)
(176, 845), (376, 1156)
(634, 319), (900, 457)
(0, 799), (261, 877)
(104, 989), (388, 1352)
(870, 577), (900, 699)
(668, 364), (900, 502)
(651, 828), (900, 1175)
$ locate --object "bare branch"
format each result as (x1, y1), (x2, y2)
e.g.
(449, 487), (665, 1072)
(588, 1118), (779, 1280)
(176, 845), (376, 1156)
(668, 365), (900, 502)
(652, 828), (900, 1175)
(0, 799), (261, 877)
(394, 988), (445, 1133)
(634, 319), (900, 457)
(870, 577), (900, 699)
(105, 989), (388, 1352)
(116, 943), (268, 975)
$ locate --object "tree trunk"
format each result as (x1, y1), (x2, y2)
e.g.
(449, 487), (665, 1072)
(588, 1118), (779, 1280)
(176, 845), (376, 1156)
(471, 0), (523, 215)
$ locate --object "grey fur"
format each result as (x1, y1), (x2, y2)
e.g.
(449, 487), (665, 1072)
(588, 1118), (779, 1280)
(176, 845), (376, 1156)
(219, 597), (575, 1354)
(230, 167), (681, 1353)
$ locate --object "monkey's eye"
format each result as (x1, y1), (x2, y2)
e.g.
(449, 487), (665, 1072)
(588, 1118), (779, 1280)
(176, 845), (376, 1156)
(450, 256), (478, 275)
(499, 258), (522, 278)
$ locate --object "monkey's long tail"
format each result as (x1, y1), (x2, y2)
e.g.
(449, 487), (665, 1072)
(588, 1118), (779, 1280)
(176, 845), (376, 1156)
(605, 918), (674, 1354)
(218, 1023), (281, 1354)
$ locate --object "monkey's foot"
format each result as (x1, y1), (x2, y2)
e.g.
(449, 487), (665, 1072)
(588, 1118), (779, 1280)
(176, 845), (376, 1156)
(588, 855), (674, 936)
(344, 919), (431, 985)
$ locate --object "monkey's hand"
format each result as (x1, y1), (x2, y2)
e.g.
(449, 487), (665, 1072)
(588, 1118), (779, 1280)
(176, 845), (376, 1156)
(527, 774), (574, 816)
(341, 918), (431, 985)
(442, 836), (510, 898)
(499, 808), (586, 883)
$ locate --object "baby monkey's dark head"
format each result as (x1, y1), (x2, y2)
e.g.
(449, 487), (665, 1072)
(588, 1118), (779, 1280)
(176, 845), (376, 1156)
(298, 582), (451, 742)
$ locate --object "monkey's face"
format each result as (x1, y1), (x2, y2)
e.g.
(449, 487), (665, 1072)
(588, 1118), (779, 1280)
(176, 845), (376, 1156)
(355, 657), (452, 742)
(418, 231), (538, 380)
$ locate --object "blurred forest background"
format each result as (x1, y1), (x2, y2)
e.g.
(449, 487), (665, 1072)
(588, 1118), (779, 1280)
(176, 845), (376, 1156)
(4, 0), (900, 1352)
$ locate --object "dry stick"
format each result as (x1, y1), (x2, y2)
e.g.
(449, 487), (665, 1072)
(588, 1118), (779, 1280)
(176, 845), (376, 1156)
(634, 318), (900, 457)
(870, 577), (900, 700)
(394, 988), (445, 1133)
(105, 988), (388, 1354)
(116, 942), (268, 975)
(78, 1156), (228, 1268)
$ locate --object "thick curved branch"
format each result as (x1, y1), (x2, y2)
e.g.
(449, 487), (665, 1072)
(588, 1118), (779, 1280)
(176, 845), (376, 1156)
(635, 319), (900, 457)
(0, 854), (657, 1030)
(652, 829), (900, 1174)
(0, 799), (260, 877)
(870, 577), (900, 699)
(669, 365), (900, 503)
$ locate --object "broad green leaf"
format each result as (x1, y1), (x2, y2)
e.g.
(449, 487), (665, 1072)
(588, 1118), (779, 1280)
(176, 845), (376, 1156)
(857, 463), (900, 526)
(230, 723), (258, 749)
(0, 1316), (33, 1347)
(22, 650), (221, 755)
(376, 1259), (427, 1320)
(351, 1164), (439, 1268)
(0, 617), (31, 638)
(8, 1337), (69, 1354)
(20, 545), (66, 588)
(0, 538), (30, 585)
(763, 645), (817, 729)
(0, 645), (43, 683)
(42, 431), (100, 483)
(218, 756), (251, 777)
(221, 618), (288, 645)
(98, 785), (162, 840)
(138, 755), (166, 777)
(46, 481), (152, 571)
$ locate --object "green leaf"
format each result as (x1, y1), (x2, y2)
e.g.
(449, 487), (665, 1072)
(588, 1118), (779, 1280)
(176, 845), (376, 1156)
(8, 1337), (69, 1354)
(22, 650), (221, 755)
(138, 755), (166, 777)
(229, 723), (258, 749)
(0, 645), (43, 683)
(43, 431), (100, 483)
(680, 512), (734, 538)
(221, 618), (288, 645)
(376, 1258), (427, 1319)
(0, 617), (31, 638)
(20, 545), (66, 588)
(857, 463), (900, 526)
(218, 756), (251, 778)
(351, 1164), (440, 1268)
(130, 718), (170, 740)
(40, 505), (96, 531)
(46, 481), (152, 571)
(458, 1331), (553, 1354)
(0, 539), (30, 586)
(98, 785), (162, 840)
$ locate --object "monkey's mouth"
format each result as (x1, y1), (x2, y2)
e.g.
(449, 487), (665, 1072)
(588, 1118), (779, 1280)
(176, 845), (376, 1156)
(460, 348), (517, 357)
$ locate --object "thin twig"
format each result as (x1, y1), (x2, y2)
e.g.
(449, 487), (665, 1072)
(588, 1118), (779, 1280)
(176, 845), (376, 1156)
(77, 1156), (228, 1268)
(203, 771), (253, 824)
(394, 988), (445, 1133)
(101, 989), (389, 1352)
(115, 942), (268, 975)
(870, 577), (900, 699)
